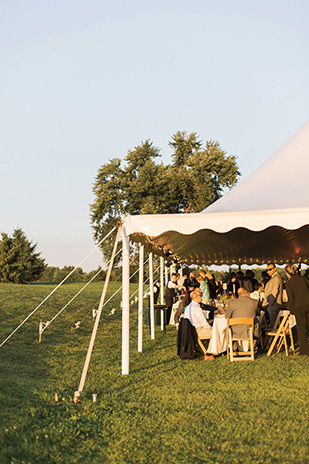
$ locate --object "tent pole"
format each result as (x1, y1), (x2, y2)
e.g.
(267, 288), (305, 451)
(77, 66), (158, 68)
(165, 263), (168, 287)
(138, 244), (144, 352)
(121, 226), (130, 375)
(149, 252), (155, 340)
(74, 225), (121, 401)
(160, 256), (164, 331)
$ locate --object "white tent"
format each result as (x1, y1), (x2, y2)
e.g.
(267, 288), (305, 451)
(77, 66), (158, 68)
(122, 121), (309, 265)
(120, 122), (309, 374)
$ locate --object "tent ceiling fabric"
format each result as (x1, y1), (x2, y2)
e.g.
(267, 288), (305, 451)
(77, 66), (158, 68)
(122, 122), (309, 265)
(124, 209), (309, 265)
(203, 121), (309, 213)
(128, 225), (309, 265)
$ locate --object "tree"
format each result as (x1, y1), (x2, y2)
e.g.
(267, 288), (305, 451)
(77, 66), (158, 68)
(90, 132), (240, 261)
(0, 228), (46, 283)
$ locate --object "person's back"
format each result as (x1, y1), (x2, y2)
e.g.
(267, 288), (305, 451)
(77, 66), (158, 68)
(243, 271), (254, 293)
(285, 274), (309, 310)
(285, 265), (309, 355)
(225, 287), (258, 338)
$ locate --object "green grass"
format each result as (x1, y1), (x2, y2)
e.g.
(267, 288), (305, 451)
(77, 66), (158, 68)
(0, 282), (308, 464)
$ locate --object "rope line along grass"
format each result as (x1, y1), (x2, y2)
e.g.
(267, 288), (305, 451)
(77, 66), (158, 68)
(0, 226), (117, 348)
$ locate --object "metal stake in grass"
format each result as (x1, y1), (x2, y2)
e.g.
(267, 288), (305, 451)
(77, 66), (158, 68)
(39, 320), (43, 343)
(92, 393), (97, 403)
(55, 393), (59, 402)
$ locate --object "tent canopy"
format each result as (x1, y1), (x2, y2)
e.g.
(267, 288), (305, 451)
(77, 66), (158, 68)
(122, 122), (309, 265)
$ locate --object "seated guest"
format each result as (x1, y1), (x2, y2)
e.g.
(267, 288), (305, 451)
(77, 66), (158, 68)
(225, 287), (258, 339)
(184, 288), (214, 360)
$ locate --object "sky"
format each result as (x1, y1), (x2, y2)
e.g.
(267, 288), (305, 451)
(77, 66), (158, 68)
(1, 0), (308, 272)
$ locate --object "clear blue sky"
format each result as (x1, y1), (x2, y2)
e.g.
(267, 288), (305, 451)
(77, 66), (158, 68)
(1, 0), (308, 271)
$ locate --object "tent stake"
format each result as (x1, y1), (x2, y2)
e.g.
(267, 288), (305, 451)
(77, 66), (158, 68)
(74, 225), (121, 401)
(38, 320), (43, 343)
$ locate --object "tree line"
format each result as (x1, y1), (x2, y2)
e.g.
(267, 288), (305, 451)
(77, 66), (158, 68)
(0, 228), (278, 285)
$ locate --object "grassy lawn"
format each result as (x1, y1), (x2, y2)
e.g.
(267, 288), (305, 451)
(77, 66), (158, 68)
(0, 282), (308, 464)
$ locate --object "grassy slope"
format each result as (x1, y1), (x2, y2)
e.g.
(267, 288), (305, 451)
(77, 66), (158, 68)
(0, 282), (308, 464)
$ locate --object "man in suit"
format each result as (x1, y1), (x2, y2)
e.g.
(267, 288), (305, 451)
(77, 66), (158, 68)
(225, 287), (258, 339)
(262, 262), (283, 327)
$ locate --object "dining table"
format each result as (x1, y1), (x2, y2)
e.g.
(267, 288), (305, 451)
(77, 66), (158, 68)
(207, 313), (227, 355)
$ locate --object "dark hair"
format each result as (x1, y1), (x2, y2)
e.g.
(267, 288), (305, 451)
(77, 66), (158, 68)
(285, 264), (297, 276)
(267, 262), (276, 268)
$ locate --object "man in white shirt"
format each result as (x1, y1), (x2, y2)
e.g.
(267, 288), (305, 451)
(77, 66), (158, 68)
(184, 288), (213, 340)
(165, 273), (183, 324)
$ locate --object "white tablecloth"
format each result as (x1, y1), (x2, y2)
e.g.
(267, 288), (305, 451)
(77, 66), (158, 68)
(208, 315), (227, 354)
(169, 301), (181, 325)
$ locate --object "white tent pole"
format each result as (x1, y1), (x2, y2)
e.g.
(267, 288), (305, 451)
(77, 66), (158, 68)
(165, 263), (168, 287)
(74, 225), (122, 400)
(121, 226), (130, 375)
(138, 244), (144, 352)
(149, 252), (155, 340)
(160, 256), (164, 331)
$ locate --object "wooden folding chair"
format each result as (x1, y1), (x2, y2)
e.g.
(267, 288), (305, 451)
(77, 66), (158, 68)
(226, 317), (255, 362)
(197, 336), (208, 358)
(266, 310), (295, 356)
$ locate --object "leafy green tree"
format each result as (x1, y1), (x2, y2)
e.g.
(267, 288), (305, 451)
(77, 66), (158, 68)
(90, 132), (240, 261)
(169, 130), (202, 167)
(0, 229), (46, 283)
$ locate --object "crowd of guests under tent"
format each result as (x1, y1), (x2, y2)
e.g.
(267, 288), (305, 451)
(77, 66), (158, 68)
(150, 263), (309, 359)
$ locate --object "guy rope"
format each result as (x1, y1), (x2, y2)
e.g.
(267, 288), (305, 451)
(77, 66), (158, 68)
(0, 226), (118, 348)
